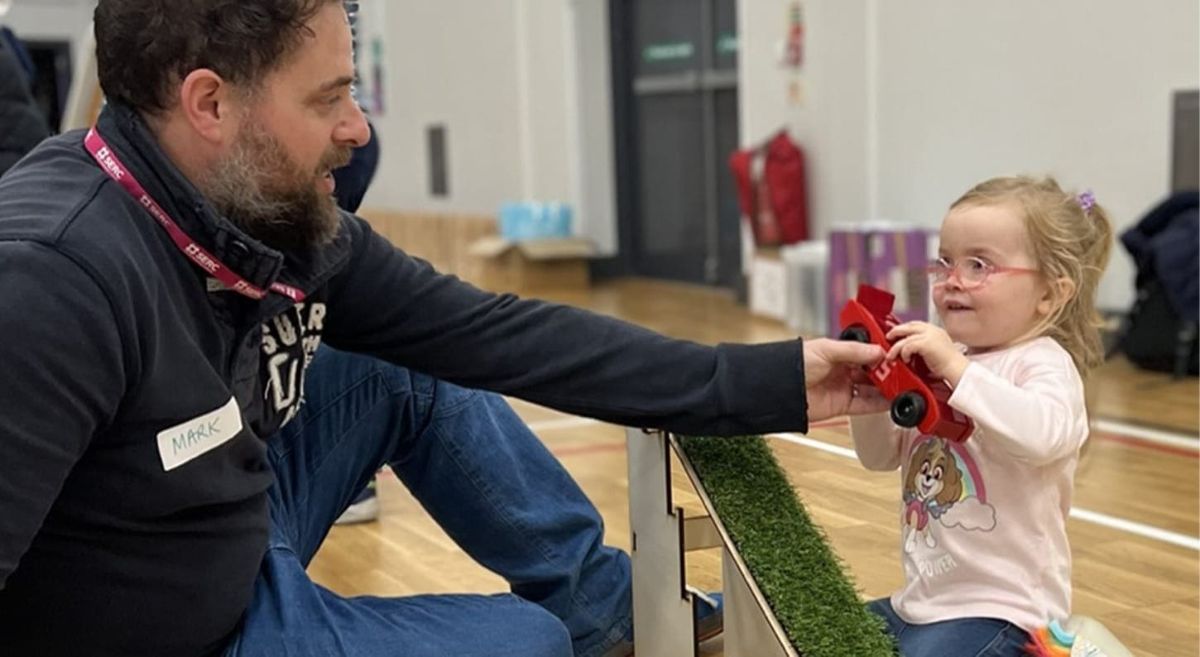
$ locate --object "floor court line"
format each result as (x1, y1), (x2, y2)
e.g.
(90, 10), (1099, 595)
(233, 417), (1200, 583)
(772, 432), (1200, 552)
(1092, 418), (1198, 451)
(527, 417), (1200, 552)
(814, 418), (1199, 459)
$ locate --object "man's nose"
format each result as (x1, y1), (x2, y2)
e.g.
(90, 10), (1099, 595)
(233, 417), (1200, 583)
(336, 102), (371, 149)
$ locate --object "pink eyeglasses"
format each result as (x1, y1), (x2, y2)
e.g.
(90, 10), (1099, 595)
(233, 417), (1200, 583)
(926, 256), (1038, 289)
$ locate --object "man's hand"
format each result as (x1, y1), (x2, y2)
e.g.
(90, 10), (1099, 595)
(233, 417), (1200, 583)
(803, 338), (889, 422)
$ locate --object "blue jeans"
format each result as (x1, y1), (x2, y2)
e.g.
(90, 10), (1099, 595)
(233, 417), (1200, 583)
(223, 347), (632, 657)
(867, 598), (1031, 657)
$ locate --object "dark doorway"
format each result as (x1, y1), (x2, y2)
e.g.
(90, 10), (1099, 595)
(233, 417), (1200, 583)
(610, 0), (741, 287)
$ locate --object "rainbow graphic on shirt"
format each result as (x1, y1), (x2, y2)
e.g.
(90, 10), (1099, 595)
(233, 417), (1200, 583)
(903, 435), (998, 539)
(911, 435), (988, 505)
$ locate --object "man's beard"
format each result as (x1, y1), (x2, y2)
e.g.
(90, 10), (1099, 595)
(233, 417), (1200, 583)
(203, 121), (352, 252)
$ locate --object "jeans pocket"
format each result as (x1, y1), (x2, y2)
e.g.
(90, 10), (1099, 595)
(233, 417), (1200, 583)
(978, 624), (1032, 657)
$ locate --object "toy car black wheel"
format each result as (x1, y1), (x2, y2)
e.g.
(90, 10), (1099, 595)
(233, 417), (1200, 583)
(890, 391), (927, 428)
(839, 325), (871, 343)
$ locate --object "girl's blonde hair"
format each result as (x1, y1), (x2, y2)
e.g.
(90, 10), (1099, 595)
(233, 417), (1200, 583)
(950, 175), (1113, 376)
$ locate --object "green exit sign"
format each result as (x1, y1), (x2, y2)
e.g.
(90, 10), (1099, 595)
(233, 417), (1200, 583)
(643, 41), (695, 62)
(717, 34), (738, 55)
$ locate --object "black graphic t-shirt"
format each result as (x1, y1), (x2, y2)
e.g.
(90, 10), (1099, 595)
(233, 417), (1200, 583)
(260, 301), (327, 429)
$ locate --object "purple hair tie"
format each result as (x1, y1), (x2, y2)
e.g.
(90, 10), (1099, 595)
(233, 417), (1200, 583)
(1077, 190), (1096, 214)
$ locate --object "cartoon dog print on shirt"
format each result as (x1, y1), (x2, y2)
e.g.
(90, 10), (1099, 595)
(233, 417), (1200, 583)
(902, 437), (997, 555)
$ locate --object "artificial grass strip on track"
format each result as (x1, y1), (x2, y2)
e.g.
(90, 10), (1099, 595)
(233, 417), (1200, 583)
(677, 435), (897, 657)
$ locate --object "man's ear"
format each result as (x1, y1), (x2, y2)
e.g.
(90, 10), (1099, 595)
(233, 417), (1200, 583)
(1037, 276), (1077, 316)
(176, 69), (242, 145)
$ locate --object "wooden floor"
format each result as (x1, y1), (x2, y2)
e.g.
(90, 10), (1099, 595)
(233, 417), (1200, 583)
(310, 278), (1200, 657)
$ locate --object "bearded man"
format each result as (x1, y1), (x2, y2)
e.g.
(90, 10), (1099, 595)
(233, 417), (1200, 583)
(0, 2), (887, 656)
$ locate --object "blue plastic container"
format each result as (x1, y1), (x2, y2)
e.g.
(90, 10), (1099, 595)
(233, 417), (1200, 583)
(499, 202), (574, 241)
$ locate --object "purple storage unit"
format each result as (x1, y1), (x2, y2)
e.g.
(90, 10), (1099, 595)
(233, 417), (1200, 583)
(867, 228), (931, 324)
(826, 229), (870, 337)
(828, 227), (932, 337)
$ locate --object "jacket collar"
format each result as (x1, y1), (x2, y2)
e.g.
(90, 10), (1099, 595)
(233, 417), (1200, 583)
(93, 102), (351, 306)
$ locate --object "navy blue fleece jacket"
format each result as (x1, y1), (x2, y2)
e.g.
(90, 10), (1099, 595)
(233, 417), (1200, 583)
(0, 102), (809, 656)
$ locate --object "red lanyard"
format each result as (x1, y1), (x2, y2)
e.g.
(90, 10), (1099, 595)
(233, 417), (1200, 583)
(84, 128), (306, 303)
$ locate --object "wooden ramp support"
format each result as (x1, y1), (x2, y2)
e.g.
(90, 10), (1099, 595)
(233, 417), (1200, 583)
(626, 428), (797, 657)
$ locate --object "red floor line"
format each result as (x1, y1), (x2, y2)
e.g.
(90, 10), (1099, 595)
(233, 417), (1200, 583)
(1090, 432), (1199, 459)
(550, 441), (627, 458)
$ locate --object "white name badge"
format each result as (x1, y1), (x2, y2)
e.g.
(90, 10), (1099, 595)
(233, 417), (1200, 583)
(156, 397), (244, 471)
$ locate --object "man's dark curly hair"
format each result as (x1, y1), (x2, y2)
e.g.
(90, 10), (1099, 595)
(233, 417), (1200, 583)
(95, 0), (343, 115)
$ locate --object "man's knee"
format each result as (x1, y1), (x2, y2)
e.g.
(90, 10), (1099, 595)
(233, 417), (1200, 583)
(518, 602), (574, 657)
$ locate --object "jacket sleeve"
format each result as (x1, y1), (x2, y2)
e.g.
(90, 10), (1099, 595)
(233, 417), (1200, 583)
(322, 216), (809, 436)
(0, 243), (126, 590)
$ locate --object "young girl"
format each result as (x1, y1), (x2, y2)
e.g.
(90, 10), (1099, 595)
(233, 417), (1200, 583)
(851, 176), (1113, 657)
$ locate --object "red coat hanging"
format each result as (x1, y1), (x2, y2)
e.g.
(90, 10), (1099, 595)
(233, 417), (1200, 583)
(729, 129), (809, 246)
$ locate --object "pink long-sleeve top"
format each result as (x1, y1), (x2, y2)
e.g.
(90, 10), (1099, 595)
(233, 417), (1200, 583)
(850, 337), (1089, 631)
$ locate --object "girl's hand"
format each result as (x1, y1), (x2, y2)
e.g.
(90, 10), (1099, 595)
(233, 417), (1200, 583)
(885, 322), (970, 386)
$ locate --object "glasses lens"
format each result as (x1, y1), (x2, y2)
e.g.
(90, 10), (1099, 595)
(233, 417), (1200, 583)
(961, 258), (989, 286)
(928, 259), (950, 283)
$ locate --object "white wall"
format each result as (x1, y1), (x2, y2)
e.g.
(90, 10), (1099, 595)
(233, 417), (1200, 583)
(364, 2), (524, 216)
(740, 0), (1199, 312)
(739, 0), (873, 236)
(363, 0), (617, 254)
(2, 0), (93, 52)
(569, 0), (618, 255)
(874, 0), (1199, 312)
(521, 0), (572, 203)
(3, 0), (620, 253)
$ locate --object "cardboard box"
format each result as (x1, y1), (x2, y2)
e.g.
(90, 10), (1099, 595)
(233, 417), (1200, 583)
(467, 236), (595, 293)
(359, 210), (499, 283)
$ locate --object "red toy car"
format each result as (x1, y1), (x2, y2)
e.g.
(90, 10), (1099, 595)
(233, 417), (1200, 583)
(838, 285), (974, 442)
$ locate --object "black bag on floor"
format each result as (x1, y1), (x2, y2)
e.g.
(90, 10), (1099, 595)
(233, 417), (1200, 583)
(1116, 192), (1199, 376)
